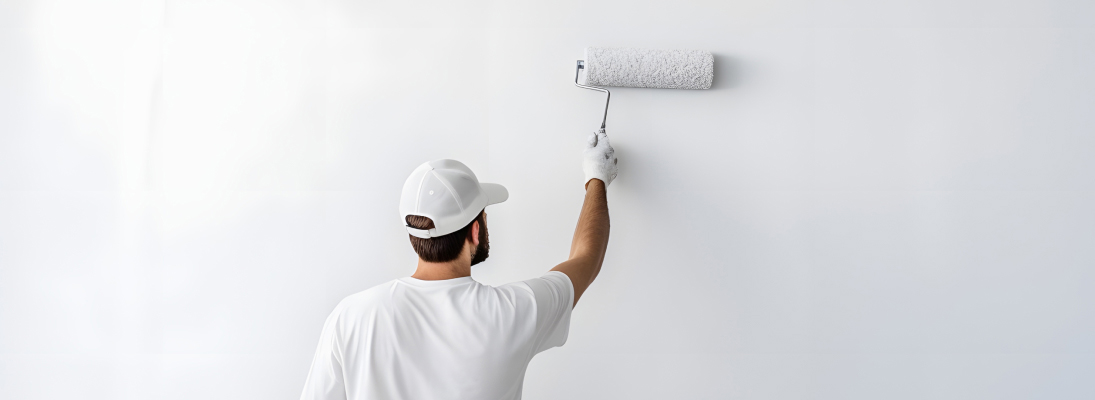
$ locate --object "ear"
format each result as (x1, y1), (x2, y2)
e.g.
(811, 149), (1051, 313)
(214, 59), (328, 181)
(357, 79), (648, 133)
(469, 220), (480, 247)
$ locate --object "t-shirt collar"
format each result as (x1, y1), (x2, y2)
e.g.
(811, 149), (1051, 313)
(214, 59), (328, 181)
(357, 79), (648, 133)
(398, 275), (475, 287)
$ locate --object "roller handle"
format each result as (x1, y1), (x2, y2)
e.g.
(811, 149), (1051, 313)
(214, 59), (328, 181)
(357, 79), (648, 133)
(574, 60), (610, 133)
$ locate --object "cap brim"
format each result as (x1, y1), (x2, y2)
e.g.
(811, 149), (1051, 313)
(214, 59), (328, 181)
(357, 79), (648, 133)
(481, 182), (509, 205)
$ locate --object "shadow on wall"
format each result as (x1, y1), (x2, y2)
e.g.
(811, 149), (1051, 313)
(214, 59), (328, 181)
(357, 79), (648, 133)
(711, 53), (743, 90)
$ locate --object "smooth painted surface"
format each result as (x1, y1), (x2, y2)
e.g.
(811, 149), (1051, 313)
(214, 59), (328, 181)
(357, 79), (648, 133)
(2, 0), (1094, 398)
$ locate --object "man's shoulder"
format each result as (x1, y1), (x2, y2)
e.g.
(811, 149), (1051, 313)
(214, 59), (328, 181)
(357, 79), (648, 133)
(332, 279), (400, 315)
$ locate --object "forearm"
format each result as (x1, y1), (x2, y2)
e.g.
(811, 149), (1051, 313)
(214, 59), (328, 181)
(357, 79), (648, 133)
(569, 179), (609, 270)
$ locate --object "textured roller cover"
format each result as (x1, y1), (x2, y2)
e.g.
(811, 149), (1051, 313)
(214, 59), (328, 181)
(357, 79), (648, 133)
(584, 47), (714, 90)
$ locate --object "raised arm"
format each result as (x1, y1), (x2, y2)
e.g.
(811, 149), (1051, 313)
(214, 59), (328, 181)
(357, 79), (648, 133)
(551, 131), (618, 307)
(551, 179), (609, 306)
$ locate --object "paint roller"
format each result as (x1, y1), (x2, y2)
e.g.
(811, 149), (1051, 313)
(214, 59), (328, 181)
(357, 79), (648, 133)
(574, 47), (714, 133)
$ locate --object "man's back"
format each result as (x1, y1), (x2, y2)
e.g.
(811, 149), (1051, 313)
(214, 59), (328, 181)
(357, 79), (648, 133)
(300, 272), (574, 400)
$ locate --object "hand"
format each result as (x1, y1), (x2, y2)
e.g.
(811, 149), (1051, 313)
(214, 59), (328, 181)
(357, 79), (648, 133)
(583, 130), (618, 187)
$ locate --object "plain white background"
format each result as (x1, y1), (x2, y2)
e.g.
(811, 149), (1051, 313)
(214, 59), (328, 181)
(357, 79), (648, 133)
(2, 0), (1094, 398)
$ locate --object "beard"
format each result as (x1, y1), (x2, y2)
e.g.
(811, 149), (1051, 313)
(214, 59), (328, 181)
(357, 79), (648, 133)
(469, 217), (490, 266)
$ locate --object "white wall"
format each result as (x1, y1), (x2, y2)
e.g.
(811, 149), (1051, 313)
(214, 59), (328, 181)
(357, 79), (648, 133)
(3, 0), (1094, 398)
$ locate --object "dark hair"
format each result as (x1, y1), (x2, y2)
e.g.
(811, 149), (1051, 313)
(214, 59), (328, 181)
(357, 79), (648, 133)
(406, 210), (484, 262)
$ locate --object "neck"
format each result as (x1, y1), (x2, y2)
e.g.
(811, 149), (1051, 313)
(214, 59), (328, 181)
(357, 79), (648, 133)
(411, 247), (472, 280)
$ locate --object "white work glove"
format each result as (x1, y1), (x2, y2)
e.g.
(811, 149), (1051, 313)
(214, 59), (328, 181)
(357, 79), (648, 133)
(583, 130), (618, 187)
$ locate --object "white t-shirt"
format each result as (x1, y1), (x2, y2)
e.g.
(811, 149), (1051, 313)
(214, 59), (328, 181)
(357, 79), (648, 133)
(300, 271), (575, 400)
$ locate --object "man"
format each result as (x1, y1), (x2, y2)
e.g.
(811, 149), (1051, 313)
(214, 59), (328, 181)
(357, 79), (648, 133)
(300, 132), (619, 399)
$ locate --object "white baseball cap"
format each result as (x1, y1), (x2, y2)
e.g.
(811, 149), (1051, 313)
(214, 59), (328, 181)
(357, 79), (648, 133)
(399, 159), (508, 238)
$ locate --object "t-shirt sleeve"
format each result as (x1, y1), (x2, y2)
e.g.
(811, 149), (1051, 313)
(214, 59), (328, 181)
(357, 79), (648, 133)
(520, 271), (575, 354)
(300, 307), (347, 400)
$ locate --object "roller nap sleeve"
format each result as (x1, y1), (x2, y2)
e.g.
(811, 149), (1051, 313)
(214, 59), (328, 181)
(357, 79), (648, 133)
(584, 47), (714, 90)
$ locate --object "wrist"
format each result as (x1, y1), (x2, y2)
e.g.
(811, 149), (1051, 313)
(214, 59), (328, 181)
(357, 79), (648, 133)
(584, 178), (605, 190)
